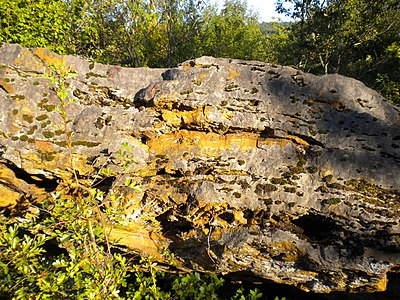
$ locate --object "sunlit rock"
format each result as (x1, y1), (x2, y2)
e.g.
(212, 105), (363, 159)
(1, 43), (399, 293)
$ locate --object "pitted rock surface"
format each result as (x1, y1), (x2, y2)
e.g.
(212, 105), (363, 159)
(1, 43), (400, 293)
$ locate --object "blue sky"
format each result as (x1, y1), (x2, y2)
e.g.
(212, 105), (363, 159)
(209, 0), (292, 22)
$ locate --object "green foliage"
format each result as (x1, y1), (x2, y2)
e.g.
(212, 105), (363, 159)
(0, 0), (72, 53)
(0, 189), (129, 299)
(230, 287), (264, 300)
(201, 0), (267, 61)
(263, 22), (295, 66)
(376, 73), (400, 106)
(0, 222), (50, 298)
(1, 0), (270, 66)
(171, 272), (224, 299)
(0, 196), (270, 299)
(127, 255), (171, 299)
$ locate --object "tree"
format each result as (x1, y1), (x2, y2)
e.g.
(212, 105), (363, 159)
(0, 0), (72, 53)
(201, 0), (267, 61)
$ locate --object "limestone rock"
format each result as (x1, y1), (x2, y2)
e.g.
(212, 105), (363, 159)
(1, 43), (400, 293)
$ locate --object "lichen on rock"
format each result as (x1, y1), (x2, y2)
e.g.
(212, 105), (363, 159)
(1, 42), (400, 294)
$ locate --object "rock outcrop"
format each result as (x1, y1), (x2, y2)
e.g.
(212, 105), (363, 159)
(1, 43), (400, 294)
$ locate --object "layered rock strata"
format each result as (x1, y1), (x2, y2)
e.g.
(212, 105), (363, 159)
(1, 43), (400, 293)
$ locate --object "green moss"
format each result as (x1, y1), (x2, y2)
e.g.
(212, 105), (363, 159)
(89, 62), (95, 70)
(224, 83), (239, 92)
(345, 179), (366, 191)
(33, 81), (40, 85)
(86, 72), (105, 79)
(238, 160), (245, 166)
(11, 136), (19, 141)
(73, 141), (100, 147)
(180, 88), (193, 95)
(343, 179), (399, 208)
(54, 129), (64, 136)
(42, 131), (55, 138)
(282, 165), (305, 181)
(221, 101), (228, 106)
(55, 141), (68, 147)
(325, 198), (341, 205)
(255, 184), (278, 195)
(27, 125), (38, 135)
(271, 177), (287, 185)
(19, 135), (29, 141)
(288, 165), (305, 175)
(307, 166), (318, 174)
(22, 114), (34, 123)
(233, 192), (241, 198)
(297, 158), (307, 167)
(284, 186), (296, 193)
(43, 104), (56, 112)
(12, 109), (18, 115)
(41, 152), (55, 161)
(192, 79), (202, 86)
(36, 114), (49, 121)
(41, 120), (51, 128)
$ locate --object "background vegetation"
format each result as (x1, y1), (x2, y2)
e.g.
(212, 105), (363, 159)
(1, 0), (399, 105)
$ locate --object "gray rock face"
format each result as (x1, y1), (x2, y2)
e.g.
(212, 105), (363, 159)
(1, 43), (400, 293)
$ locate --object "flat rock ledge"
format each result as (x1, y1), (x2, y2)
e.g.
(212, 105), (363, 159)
(1, 43), (400, 294)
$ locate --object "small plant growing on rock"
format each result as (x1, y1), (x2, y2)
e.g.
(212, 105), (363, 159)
(45, 62), (78, 142)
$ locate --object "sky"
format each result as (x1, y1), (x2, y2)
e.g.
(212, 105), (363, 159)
(209, 0), (292, 22)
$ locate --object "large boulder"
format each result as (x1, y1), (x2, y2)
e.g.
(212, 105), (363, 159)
(1, 43), (399, 293)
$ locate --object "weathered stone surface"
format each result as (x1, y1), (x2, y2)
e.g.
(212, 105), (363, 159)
(1, 42), (400, 294)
